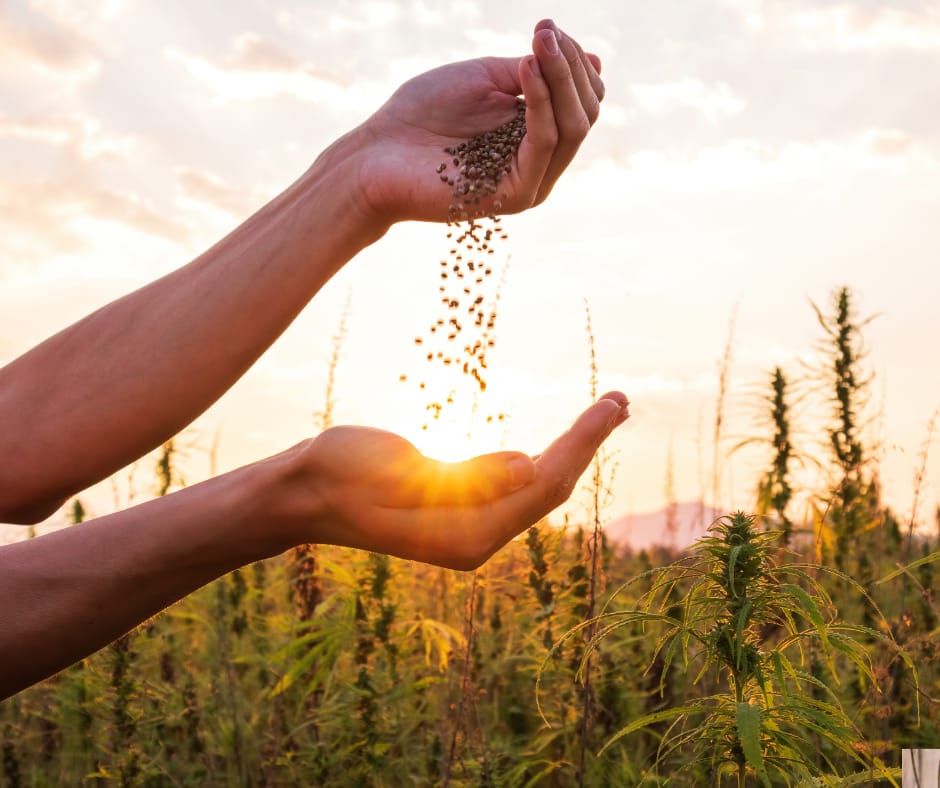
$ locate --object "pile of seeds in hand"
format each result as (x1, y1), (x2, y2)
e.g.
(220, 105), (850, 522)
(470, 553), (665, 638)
(402, 99), (527, 431)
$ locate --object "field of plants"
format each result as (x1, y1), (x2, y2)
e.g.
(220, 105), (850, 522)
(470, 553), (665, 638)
(2, 286), (938, 786)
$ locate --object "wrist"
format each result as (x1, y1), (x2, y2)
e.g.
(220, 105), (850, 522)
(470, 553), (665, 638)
(250, 439), (330, 555)
(300, 124), (394, 249)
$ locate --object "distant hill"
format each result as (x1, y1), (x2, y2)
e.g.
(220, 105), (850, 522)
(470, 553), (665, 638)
(604, 502), (723, 551)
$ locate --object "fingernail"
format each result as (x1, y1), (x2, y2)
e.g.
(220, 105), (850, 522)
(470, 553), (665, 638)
(507, 457), (534, 490)
(616, 400), (631, 425)
(599, 399), (621, 428)
(544, 30), (559, 55)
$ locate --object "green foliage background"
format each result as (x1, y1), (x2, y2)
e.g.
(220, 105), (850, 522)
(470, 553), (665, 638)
(3, 287), (938, 786)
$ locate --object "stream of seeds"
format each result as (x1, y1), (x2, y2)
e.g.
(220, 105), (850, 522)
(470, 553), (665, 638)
(403, 100), (526, 432)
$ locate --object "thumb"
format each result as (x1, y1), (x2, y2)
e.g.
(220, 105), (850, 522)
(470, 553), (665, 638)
(428, 451), (536, 505)
(529, 393), (629, 508)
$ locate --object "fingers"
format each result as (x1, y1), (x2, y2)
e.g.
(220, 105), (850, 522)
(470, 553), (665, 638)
(529, 393), (628, 507)
(541, 21), (603, 121)
(377, 448), (536, 509)
(515, 54), (555, 207)
(420, 451), (536, 507)
(382, 392), (629, 570)
(525, 20), (605, 204)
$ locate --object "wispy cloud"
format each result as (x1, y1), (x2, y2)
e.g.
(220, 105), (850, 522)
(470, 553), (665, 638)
(719, 0), (940, 51)
(0, 112), (138, 160)
(323, 1), (402, 34)
(223, 32), (303, 73)
(0, 177), (188, 269)
(630, 79), (745, 123)
(176, 167), (267, 218)
(0, 2), (99, 79)
(790, 5), (940, 52)
(164, 34), (362, 107)
(569, 129), (935, 197)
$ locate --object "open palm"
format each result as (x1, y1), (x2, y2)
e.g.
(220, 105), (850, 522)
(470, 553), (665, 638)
(294, 392), (628, 570)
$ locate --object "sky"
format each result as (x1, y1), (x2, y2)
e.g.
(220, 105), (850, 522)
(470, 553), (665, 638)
(2, 0), (940, 544)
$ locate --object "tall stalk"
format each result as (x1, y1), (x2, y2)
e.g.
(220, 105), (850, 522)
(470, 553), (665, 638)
(578, 301), (605, 786)
(713, 308), (738, 513)
(812, 286), (875, 572)
(750, 366), (795, 545)
(292, 292), (351, 619)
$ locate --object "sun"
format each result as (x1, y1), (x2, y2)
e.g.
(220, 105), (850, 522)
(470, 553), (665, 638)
(394, 366), (511, 463)
(412, 409), (501, 463)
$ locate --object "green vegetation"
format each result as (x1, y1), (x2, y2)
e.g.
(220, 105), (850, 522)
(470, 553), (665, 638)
(2, 285), (937, 786)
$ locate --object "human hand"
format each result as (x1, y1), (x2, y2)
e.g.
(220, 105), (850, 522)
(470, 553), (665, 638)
(276, 392), (628, 570)
(352, 19), (604, 225)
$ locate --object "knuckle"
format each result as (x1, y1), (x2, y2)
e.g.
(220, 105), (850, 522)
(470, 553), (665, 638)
(546, 474), (574, 508)
(565, 115), (591, 140)
(585, 96), (601, 125)
(534, 125), (559, 151)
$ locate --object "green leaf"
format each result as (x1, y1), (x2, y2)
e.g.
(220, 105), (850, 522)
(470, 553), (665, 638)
(598, 705), (703, 756)
(727, 544), (744, 597)
(771, 652), (789, 702)
(878, 550), (940, 583)
(736, 701), (771, 788)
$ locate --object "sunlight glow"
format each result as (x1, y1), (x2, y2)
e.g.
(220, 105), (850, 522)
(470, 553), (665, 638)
(411, 407), (508, 463)
(393, 358), (512, 464)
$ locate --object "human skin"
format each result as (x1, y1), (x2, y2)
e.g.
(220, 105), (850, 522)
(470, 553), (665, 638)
(0, 20), (626, 699)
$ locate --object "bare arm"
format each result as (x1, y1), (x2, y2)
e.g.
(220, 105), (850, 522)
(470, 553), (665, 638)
(0, 393), (629, 699)
(0, 136), (379, 523)
(0, 21), (603, 523)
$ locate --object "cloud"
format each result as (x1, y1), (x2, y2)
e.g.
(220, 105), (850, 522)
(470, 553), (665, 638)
(568, 128), (935, 197)
(0, 177), (188, 269)
(790, 4), (940, 51)
(164, 34), (363, 107)
(0, 109), (180, 268)
(223, 32), (303, 73)
(0, 2), (99, 79)
(718, 0), (940, 51)
(464, 27), (530, 54)
(0, 112), (138, 160)
(325, 1), (402, 34)
(863, 127), (916, 158)
(630, 79), (745, 123)
(27, 0), (128, 30)
(176, 167), (266, 218)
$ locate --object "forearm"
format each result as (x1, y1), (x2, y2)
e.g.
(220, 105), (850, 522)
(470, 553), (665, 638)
(0, 452), (299, 699)
(0, 129), (387, 522)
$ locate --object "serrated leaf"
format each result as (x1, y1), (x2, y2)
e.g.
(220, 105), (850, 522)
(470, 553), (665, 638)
(598, 705), (703, 756)
(736, 702), (771, 788)
(878, 549), (940, 583)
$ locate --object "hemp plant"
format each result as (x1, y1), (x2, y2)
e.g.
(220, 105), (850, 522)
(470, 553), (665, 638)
(545, 512), (910, 785)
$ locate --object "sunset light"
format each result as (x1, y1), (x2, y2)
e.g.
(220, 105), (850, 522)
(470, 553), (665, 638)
(1, 0), (938, 538)
(4, 3), (940, 782)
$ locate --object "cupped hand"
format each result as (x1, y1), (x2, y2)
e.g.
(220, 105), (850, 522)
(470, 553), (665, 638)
(354, 19), (604, 225)
(285, 392), (628, 570)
